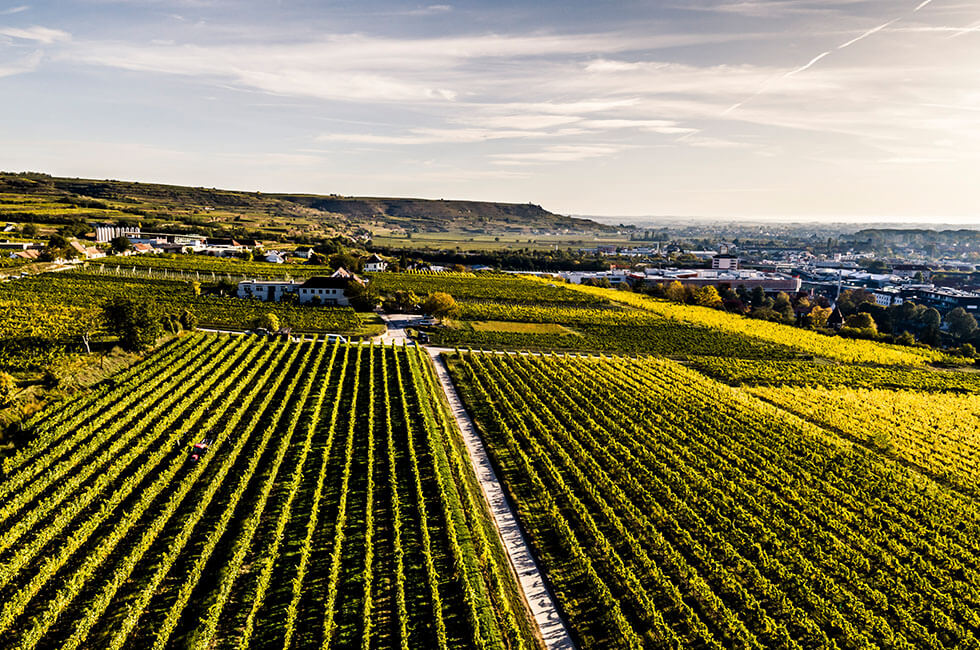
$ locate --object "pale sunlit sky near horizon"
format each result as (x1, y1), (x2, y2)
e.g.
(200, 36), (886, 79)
(1, 0), (979, 220)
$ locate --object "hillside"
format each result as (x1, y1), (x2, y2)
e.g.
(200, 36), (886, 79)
(274, 194), (605, 234)
(0, 172), (609, 239)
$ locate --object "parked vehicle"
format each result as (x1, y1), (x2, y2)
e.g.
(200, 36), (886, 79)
(189, 438), (214, 462)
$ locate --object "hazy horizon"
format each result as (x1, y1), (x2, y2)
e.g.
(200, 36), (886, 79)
(2, 1), (979, 220)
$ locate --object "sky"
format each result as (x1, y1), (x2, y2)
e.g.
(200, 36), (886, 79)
(1, 0), (979, 221)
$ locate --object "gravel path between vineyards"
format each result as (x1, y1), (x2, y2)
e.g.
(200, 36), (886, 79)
(425, 348), (576, 650)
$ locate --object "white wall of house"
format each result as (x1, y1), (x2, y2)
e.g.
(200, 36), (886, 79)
(298, 287), (349, 306)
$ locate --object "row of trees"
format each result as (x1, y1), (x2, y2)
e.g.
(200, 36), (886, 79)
(101, 298), (197, 351)
(618, 279), (977, 355)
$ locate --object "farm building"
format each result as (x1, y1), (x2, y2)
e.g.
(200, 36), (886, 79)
(364, 253), (388, 272)
(237, 269), (365, 306)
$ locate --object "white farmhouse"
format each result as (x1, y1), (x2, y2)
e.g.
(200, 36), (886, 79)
(237, 279), (300, 301)
(364, 253), (388, 273)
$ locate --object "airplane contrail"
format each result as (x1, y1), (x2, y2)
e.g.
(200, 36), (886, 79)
(723, 0), (940, 114)
(783, 51), (831, 78)
(836, 18), (899, 50)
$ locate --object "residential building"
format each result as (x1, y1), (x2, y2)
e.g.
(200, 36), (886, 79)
(237, 269), (365, 307)
(364, 253), (388, 273)
(237, 279), (300, 302)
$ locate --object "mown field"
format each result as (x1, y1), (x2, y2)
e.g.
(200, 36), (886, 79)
(0, 335), (537, 650)
(447, 351), (980, 649)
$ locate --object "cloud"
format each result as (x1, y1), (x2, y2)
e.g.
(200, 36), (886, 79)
(0, 49), (41, 77)
(0, 5), (29, 15)
(491, 144), (625, 165)
(317, 127), (557, 145)
(677, 0), (866, 18)
(0, 25), (70, 44)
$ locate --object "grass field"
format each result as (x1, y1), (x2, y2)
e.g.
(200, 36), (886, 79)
(467, 321), (576, 334)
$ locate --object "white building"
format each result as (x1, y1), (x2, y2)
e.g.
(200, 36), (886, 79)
(711, 254), (739, 271)
(237, 279), (300, 302)
(95, 223), (141, 243)
(237, 270), (365, 307)
(364, 253), (388, 273)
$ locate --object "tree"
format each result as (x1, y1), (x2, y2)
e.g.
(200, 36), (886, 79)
(43, 234), (79, 261)
(102, 297), (163, 351)
(946, 307), (978, 342)
(0, 372), (17, 407)
(179, 309), (198, 331)
(665, 281), (687, 304)
(383, 290), (419, 313)
(844, 312), (877, 332)
(693, 285), (723, 308)
(895, 330), (916, 346)
(749, 286), (771, 309)
(345, 282), (381, 311)
(421, 292), (460, 319)
(328, 252), (361, 273)
(836, 289), (874, 316)
(255, 312), (280, 331)
(75, 310), (103, 355)
(109, 236), (132, 254)
(21, 223), (38, 238)
(919, 308), (942, 345)
(809, 305), (832, 329)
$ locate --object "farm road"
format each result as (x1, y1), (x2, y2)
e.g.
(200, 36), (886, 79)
(426, 348), (576, 650)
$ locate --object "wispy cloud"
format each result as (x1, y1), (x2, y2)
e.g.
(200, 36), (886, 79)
(0, 5), (29, 15)
(0, 25), (70, 44)
(678, 0), (866, 18)
(0, 49), (41, 77)
(491, 144), (626, 165)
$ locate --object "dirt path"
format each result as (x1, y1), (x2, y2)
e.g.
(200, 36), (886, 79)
(425, 348), (576, 650)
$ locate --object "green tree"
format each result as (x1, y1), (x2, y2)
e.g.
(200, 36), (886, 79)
(919, 308), (942, 346)
(421, 292), (460, 319)
(946, 307), (978, 342)
(0, 372), (17, 407)
(21, 223), (38, 238)
(109, 236), (132, 254)
(693, 285), (723, 308)
(844, 312), (877, 332)
(895, 330), (916, 346)
(383, 290), (419, 313)
(345, 282), (381, 311)
(665, 280), (688, 304)
(102, 297), (163, 351)
(809, 305), (832, 328)
(255, 312), (280, 331)
(179, 309), (198, 331)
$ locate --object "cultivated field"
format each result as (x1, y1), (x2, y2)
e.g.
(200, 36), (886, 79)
(448, 351), (980, 649)
(0, 335), (537, 649)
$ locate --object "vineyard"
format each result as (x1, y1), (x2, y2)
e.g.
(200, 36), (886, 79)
(447, 350), (980, 649)
(529, 277), (951, 365)
(688, 357), (980, 393)
(749, 384), (980, 494)
(0, 273), (364, 333)
(98, 255), (337, 279)
(0, 335), (537, 649)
